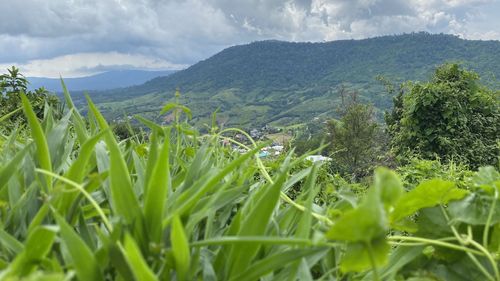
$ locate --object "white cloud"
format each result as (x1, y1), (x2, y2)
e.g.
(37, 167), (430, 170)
(0, 0), (499, 77)
(0, 52), (188, 78)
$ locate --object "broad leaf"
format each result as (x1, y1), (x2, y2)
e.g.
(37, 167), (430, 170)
(391, 179), (468, 222)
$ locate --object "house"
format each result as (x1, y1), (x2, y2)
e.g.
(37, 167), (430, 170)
(305, 155), (332, 163)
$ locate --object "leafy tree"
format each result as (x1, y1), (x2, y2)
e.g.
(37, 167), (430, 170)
(327, 88), (383, 180)
(112, 121), (143, 141)
(0, 66), (60, 131)
(378, 75), (406, 141)
(389, 63), (500, 168)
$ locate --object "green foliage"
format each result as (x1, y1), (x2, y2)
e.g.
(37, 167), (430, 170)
(326, 90), (384, 180)
(75, 33), (500, 128)
(397, 158), (474, 190)
(389, 63), (500, 168)
(111, 121), (143, 140)
(0, 66), (61, 132)
(291, 120), (326, 156)
(0, 84), (499, 281)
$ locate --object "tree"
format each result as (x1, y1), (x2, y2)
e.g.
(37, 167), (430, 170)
(327, 88), (382, 180)
(0, 66), (60, 131)
(389, 63), (500, 168)
(0, 66), (28, 94)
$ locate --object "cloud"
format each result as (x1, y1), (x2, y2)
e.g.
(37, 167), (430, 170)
(0, 52), (188, 78)
(0, 0), (498, 77)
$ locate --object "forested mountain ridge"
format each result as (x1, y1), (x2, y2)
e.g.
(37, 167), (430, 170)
(81, 33), (500, 127)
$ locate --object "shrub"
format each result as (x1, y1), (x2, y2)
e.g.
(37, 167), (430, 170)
(389, 63), (500, 168)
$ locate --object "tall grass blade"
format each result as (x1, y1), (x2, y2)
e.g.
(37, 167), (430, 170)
(20, 92), (52, 191)
(171, 215), (191, 281)
(56, 129), (107, 215)
(0, 228), (23, 254)
(227, 165), (291, 278)
(60, 78), (88, 143)
(296, 164), (319, 239)
(54, 212), (104, 281)
(144, 129), (170, 243)
(86, 95), (141, 226)
(0, 107), (22, 124)
(1, 226), (57, 278)
(123, 234), (159, 281)
(229, 248), (324, 281)
(0, 144), (31, 191)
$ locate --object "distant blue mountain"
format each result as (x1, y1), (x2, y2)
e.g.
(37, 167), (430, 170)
(27, 70), (176, 92)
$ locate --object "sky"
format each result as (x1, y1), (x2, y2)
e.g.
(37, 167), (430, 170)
(1, 0), (499, 78)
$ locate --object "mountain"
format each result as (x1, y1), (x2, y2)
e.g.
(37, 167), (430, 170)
(80, 33), (500, 128)
(28, 70), (176, 92)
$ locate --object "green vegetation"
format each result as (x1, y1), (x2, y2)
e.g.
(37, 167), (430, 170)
(388, 63), (500, 168)
(0, 66), (61, 132)
(1, 64), (500, 280)
(293, 64), (498, 181)
(76, 33), (500, 127)
(326, 88), (385, 180)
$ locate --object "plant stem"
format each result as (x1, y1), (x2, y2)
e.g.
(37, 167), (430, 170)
(387, 236), (484, 256)
(484, 189), (498, 248)
(36, 168), (113, 231)
(440, 205), (500, 281)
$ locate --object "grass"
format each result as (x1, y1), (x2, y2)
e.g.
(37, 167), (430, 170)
(0, 87), (499, 280)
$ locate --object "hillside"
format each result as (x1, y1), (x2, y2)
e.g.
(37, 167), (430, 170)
(28, 70), (176, 92)
(79, 33), (500, 127)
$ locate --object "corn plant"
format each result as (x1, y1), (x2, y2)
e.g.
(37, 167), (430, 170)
(0, 82), (498, 280)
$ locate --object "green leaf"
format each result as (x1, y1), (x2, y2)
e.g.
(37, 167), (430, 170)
(0, 143), (31, 191)
(123, 233), (158, 281)
(391, 179), (468, 222)
(3, 226), (57, 278)
(135, 115), (164, 133)
(66, 132), (108, 177)
(471, 166), (500, 194)
(362, 246), (424, 281)
(415, 207), (453, 237)
(20, 92), (52, 191)
(340, 238), (390, 273)
(177, 105), (192, 119)
(0, 228), (24, 254)
(160, 103), (192, 119)
(167, 143), (265, 222)
(448, 193), (500, 225)
(144, 129), (171, 243)
(374, 167), (403, 209)
(86, 95), (142, 226)
(296, 164), (319, 239)
(0, 107), (22, 124)
(160, 103), (178, 115)
(108, 243), (136, 281)
(327, 188), (387, 242)
(171, 215), (191, 281)
(227, 165), (290, 278)
(60, 78), (88, 143)
(229, 248), (324, 281)
(54, 212), (104, 281)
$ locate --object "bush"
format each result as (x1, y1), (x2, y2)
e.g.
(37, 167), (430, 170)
(326, 91), (383, 180)
(389, 63), (500, 168)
